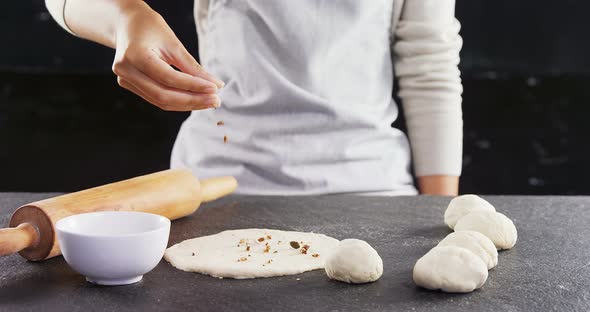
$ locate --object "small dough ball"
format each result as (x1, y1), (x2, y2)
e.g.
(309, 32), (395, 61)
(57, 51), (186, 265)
(438, 231), (498, 270)
(413, 246), (488, 293)
(324, 239), (383, 284)
(444, 195), (496, 229)
(454, 211), (517, 250)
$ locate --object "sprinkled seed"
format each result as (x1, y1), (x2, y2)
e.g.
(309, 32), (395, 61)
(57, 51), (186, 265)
(258, 237), (265, 242)
(301, 245), (310, 254)
(290, 241), (300, 249)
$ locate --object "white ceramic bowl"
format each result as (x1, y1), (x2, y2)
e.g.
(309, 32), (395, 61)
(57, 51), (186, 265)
(56, 211), (170, 286)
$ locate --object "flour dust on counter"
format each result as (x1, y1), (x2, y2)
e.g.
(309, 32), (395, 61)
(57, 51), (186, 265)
(164, 229), (339, 279)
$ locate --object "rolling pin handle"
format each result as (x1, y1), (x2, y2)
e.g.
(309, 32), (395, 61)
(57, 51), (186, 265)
(200, 176), (238, 203)
(0, 223), (40, 257)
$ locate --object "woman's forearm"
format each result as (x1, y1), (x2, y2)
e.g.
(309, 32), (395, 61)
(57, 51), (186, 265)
(417, 175), (459, 196)
(45, 0), (223, 111)
(45, 0), (147, 48)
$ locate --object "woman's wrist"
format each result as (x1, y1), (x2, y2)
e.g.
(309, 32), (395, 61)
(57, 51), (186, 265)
(114, 0), (155, 48)
(417, 175), (459, 196)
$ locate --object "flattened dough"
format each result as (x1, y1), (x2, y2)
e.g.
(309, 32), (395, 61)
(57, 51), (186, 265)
(164, 229), (339, 279)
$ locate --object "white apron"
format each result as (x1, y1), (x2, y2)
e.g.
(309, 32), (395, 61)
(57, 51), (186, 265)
(171, 0), (418, 195)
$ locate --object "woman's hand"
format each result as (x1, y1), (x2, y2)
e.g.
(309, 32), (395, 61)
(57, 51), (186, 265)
(112, 1), (224, 111)
(417, 175), (459, 196)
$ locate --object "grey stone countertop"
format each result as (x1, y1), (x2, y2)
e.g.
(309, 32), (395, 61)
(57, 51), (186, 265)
(0, 193), (589, 311)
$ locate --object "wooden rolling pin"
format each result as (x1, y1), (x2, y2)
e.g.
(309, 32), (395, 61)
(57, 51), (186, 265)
(0, 169), (237, 261)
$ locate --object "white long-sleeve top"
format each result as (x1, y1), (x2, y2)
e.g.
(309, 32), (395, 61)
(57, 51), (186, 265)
(393, 0), (463, 177)
(191, 0), (463, 179)
(47, 0), (463, 194)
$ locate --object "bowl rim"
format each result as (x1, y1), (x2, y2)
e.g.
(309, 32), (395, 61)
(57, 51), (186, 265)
(55, 211), (171, 239)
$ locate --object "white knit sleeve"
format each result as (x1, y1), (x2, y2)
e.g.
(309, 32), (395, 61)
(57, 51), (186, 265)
(45, 0), (76, 35)
(392, 0), (463, 177)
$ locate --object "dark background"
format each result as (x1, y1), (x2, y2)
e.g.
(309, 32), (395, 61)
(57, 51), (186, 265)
(1, 0), (589, 194)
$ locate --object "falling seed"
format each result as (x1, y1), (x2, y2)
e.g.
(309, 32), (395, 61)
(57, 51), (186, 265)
(217, 121), (225, 126)
(224, 135), (228, 143)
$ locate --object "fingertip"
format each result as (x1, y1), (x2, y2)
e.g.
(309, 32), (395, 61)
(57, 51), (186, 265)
(207, 94), (221, 108)
(203, 85), (218, 94)
(206, 74), (224, 88)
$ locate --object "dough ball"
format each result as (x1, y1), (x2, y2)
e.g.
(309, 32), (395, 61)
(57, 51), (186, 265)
(444, 195), (496, 229)
(413, 246), (488, 293)
(324, 239), (383, 284)
(454, 211), (518, 250)
(437, 231), (498, 270)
